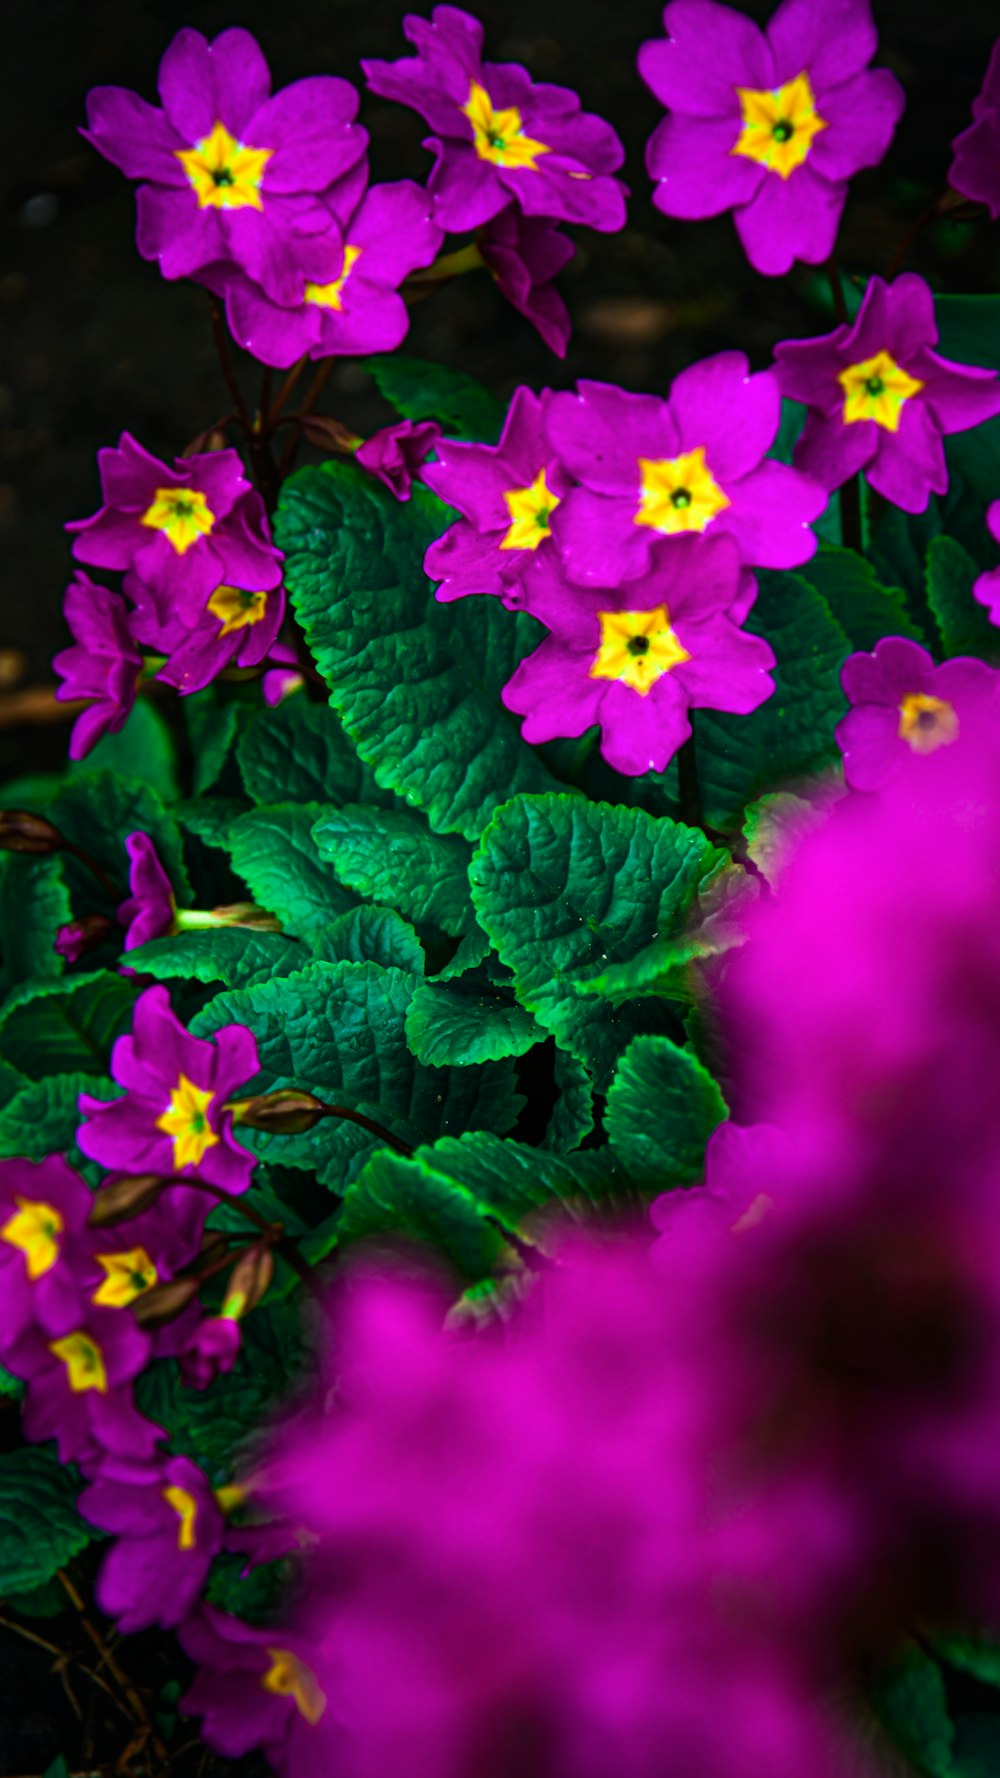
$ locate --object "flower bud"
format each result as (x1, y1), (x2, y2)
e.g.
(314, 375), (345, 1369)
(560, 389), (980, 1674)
(53, 913), (115, 962)
(88, 1172), (170, 1228)
(132, 1274), (203, 1328)
(300, 415), (364, 454)
(0, 810), (64, 855)
(221, 1244), (275, 1321)
(226, 1089), (328, 1135)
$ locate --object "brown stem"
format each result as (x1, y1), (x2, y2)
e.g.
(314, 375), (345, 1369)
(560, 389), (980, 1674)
(268, 354), (309, 426)
(276, 359), (337, 480)
(826, 258), (849, 326)
(56, 1571), (170, 1773)
(176, 1178), (320, 1293)
(885, 193), (945, 281)
(207, 295), (252, 434)
(317, 1102), (414, 1157)
(0, 1611), (119, 1714)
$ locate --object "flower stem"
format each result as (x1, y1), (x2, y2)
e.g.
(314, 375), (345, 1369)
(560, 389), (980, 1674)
(275, 358), (337, 480)
(178, 1177), (320, 1293)
(57, 1570), (171, 1775)
(207, 295), (252, 434)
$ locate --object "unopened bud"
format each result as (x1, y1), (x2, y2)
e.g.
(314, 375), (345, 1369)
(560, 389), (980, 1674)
(0, 810), (64, 855)
(132, 1274), (203, 1328)
(227, 1089), (328, 1135)
(53, 914), (115, 963)
(300, 415), (364, 454)
(88, 1173), (169, 1228)
(222, 1244), (274, 1321)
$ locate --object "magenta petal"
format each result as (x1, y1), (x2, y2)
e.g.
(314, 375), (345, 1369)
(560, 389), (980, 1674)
(808, 69), (905, 182)
(158, 27), (271, 142)
(349, 180), (443, 285)
(836, 703), (906, 791)
(223, 277), (320, 369)
(841, 636), (935, 705)
(546, 383), (675, 491)
(425, 140), (508, 231)
(638, 1), (773, 117)
(83, 86), (185, 181)
(793, 410), (877, 494)
(868, 403), (947, 512)
(722, 461), (825, 568)
(646, 113), (764, 218)
(135, 184), (224, 280)
(246, 77), (365, 192)
(949, 110), (1000, 218)
(668, 354), (779, 480)
(766, 0), (878, 89)
(734, 165), (845, 276)
(974, 565), (1000, 622)
(915, 351), (1000, 434)
(550, 488), (652, 585)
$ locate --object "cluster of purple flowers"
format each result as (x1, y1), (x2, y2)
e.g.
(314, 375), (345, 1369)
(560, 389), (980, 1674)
(0, 985), (273, 1634)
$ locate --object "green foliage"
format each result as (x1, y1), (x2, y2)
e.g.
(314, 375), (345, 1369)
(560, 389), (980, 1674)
(0, 1449), (92, 1595)
(238, 698), (394, 809)
(50, 768), (188, 901)
(275, 462), (557, 839)
(471, 793), (722, 1089)
(543, 1050), (595, 1152)
(798, 544), (924, 649)
(123, 927), (308, 991)
(605, 1036), (728, 1185)
(312, 905), (425, 974)
(73, 697), (179, 803)
(0, 1071), (118, 1164)
(405, 980), (543, 1065)
(0, 974), (139, 1079)
(925, 536), (1000, 660)
(229, 803), (357, 945)
(364, 353), (505, 441)
(0, 854), (72, 995)
(313, 804), (475, 936)
(184, 692), (251, 796)
(871, 1642), (956, 1778)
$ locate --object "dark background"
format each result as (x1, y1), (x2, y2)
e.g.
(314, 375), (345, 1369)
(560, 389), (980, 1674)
(1, 0), (998, 773)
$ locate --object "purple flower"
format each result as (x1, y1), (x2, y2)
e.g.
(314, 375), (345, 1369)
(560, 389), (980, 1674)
(180, 1607), (339, 1772)
(78, 1187), (208, 1318)
(76, 984), (259, 1194)
(68, 434), (283, 613)
(261, 643), (305, 707)
(9, 1305), (160, 1469)
(79, 1454), (225, 1631)
(421, 387), (572, 604)
(639, 0), (904, 277)
(502, 538), (776, 775)
(84, 28), (366, 302)
(53, 574), (142, 761)
(478, 207), (574, 357)
(54, 914), (116, 963)
(356, 420), (442, 500)
(546, 356), (825, 586)
(126, 567), (286, 696)
(0, 1156), (93, 1345)
(774, 274), (1000, 512)
(973, 500), (1000, 622)
(948, 41), (1000, 217)
(836, 637), (1000, 792)
(117, 832), (176, 951)
(652, 1122), (793, 1246)
(207, 177), (443, 370)
(363, 6), (626, 235)
(179, 1313), (243, 1390)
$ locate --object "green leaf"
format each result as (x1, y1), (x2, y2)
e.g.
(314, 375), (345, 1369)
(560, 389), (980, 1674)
(184, 693), (251, 796)
(43, 1757), (72, 1778)
(470, 794), (722, 1090)
(229, 803), (357, 946)
(871, 1642), (956, 1778)
(0, 1364), (23, 1400)
(238, 698), (394, 809)
(176, 795), (249, 851)
(543, 1050), (595, 1152)
(605, 1035), (727, 1185)
(123, 928), (308, 991)
(339, 1146), (515, 1281)
(433, 924), (493, 981)
(925, 535), (1000, 660)
(935, 1630), (1000, 1690)
(275, 462), (557, 840)
(192, 960), (523, 1188)
(693, 569), (850, 830)
(73, 698), (179, 803)
(953, 1717), (1000, 1778)
(311, 905), (424, 974)
(364, 353), (504, 442)
(0, 855), (72, 995)
(0, 1059), (28, 1110)
(797, 544), (924, 648)
(405, 980), (542, 1065)
(742, 789), (838, 885)
(0, 1071), (119, 1164)
(0, 974), (139, 1079)
(576, 861), (756, 1003)
(313, 805), (474, 936)
(50, 769), (188, 904)
(0, 1449), (92, 1595)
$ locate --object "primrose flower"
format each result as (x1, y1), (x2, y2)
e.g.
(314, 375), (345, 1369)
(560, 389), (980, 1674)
(948, 41), (1000, 216)
(78, 1186), (208, 1320)
(422, 387), (572, 604)
(79, 1454), (226, 1631)
(972, 501), (1000, 624)
(502, 537), (776, 775)
(68, 435), (283, 613)
(126, 566), (286, 695)
(363, 6), (626, 236)
(9, 1305), (160, 1469)
(0, 1156), (93, 1345)
(207, 178), (443, 369)
(117, 832), (176, 951)
(835, 637), (1000, 792)
(53, 574), (142, 761)
(773, 274), (1000, 512)
(179, 1307), (244, 1390)
(84, 28), (367, 302)
(639, 0), (904, 277)
(478, 207), (574, 357)
(77, 984), (259, 1194)
(181, 1607), (341, 1773)
(546, 356), (825, 586)
(355, 420), (442, 501)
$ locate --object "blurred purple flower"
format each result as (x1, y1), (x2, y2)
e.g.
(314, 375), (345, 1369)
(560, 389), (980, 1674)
(180, 1606), (340, 1772)
(80, 1454), (225, 1630)
(948, 41), (1000, 216)
(179, 1313), (243, 1390)
(356, 420), (442, 500)
(836, 636), (1000, 791)
(9, 1305), (159, 1469)
(973, 500), (1000, 623)
(53, 574), (142, 761)
(0, 1156), (93, 1345)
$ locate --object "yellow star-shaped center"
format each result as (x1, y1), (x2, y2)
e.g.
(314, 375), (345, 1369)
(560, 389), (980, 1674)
(262, 1650), (328, 1725)
(897, 692), (959, 754)
(92, 1247), (159, 1309)
(731, 71), (827, 179)
(499, 468), (560, 550)
(838, 350), (925, 432)
(305, 245), (363, 311)
(141, 487), (215, 555)
(634, 447), (731, 535)
(1, 1197), (64, 1279)
(155, 1073), (220, 1171)
(461, 82), (549, 170)
(175, 121), (272, 211)
(162, 1484), (199, 1551)
(590, 605), (691, 696)
(49, 1332), (108, 1394)
(208, 585), (270, 637)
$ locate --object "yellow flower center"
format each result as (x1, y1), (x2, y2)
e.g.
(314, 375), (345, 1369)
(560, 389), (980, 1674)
(305, 245), (362, 311)
(897, 692), (959, 754)
(92, 1247), (159, 1309)
(462, 81), (549, 169)
(162, 1484), (199, 1551)
(1, 1198), (64, 1279)
(590, 605), (691, 695)
(155, 1074), (220, 1171)
(262, 1649), (327, 1726)
(499, 468), (560, 550)
(49, 1332), (108, 1394)
(175, 121), (272, 211)
(634, 447), (731, 535)
(207, 585), (269, 637)
(838, 350), (925, 432)
(731, 72), (827, 178)
(140, 487), (215, 555)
